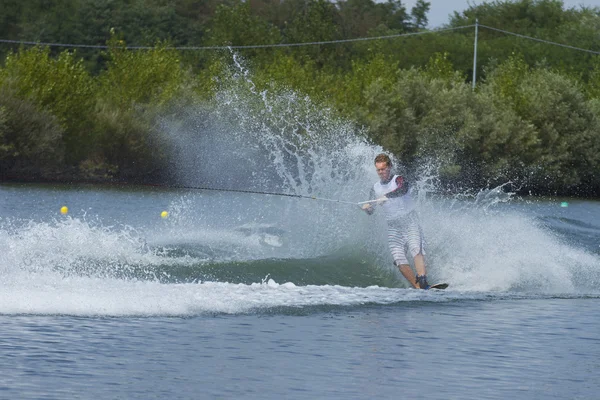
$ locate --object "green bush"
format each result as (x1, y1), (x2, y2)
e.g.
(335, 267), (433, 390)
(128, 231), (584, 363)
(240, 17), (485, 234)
(485, 56), (600, 191)
(91, 35), (194, 179)
(0, 46), (95, 165)
(0, 87), (65, 179)
(92, 103), (160, 179)
(98, 36), (188, 108)
(356, 63), (469, 176)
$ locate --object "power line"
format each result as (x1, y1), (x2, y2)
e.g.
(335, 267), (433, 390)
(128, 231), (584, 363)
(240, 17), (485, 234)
(0, 25), (474, 50)
(0, 24), (600, 55)
(1, 23), (599, 56)
(0, 38), (109, 49)
(479, 24), (600, 56)
(195, 25), (475, 49)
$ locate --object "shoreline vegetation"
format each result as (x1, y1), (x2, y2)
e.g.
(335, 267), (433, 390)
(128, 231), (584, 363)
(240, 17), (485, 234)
(2, 0), (600, 196)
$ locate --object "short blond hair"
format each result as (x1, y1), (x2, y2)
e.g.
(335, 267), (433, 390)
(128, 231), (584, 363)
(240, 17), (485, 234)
(374, 153), (392, 167)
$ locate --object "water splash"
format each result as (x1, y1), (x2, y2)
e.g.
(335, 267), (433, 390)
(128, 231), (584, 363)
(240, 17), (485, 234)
(149, 53), (600, 293)
(0, 215), (204, 284)
(165, 53), (381, 197)
(158, 53), (387, 261)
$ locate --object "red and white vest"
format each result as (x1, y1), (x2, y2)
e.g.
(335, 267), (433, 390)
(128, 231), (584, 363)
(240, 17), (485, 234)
(373, 175), (416, 221)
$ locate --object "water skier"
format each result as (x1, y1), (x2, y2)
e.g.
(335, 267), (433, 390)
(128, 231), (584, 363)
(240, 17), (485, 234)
(362, 153), (430, 289)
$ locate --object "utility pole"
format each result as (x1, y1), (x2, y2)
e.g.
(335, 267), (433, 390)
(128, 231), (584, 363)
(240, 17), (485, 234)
(472, 19), (479, 91)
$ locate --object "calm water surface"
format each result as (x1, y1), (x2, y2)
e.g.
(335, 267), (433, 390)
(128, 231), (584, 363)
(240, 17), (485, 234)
(1, 300), (599, 400)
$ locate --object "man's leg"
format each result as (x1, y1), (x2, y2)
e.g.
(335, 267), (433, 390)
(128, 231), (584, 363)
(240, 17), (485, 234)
(406, 215), (427, 289)
(388, 225), (415, 287)
(414, 253), (426, 277)
(397, 263), (418, 288)
(413, 253), (429, 289)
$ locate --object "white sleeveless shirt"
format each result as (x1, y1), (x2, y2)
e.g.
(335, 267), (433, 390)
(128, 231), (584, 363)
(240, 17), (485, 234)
(372, 175), (416, 221)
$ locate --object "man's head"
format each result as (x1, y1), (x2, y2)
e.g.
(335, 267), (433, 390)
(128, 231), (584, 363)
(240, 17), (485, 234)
(374, 153), (392, 181)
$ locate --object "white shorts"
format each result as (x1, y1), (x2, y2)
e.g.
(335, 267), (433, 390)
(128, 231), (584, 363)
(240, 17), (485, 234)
(387, 213), (425, 266)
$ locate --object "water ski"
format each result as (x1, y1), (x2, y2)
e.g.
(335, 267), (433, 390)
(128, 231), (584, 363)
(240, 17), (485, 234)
(429, 283), (449, 290)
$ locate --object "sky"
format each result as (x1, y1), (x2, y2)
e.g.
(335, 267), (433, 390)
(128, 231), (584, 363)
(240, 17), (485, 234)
(401, 0), (599, 27)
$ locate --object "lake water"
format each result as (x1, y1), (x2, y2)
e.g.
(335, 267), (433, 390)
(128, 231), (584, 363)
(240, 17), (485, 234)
(1, 183), (599, 399)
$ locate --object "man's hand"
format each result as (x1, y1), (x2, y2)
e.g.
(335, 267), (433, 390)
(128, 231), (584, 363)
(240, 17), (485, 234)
(376, 196), (388, 205)
(361, 203), (374, 215)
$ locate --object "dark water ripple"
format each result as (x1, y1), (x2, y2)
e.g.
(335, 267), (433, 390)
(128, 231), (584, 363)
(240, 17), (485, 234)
(0, 299), (599, 399)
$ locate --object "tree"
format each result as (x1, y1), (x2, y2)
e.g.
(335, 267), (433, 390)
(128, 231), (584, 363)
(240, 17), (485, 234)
(411, 0), (430, 29)
(205, 1), (281, 46)
(336, 0), (410, 38)
(283, 0), (341, 66)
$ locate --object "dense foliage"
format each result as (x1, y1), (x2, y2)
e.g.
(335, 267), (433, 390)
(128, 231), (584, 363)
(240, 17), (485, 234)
(1, 0), (600, 195)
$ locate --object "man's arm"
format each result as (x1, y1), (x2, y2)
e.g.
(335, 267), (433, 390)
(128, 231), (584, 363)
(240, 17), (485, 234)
(362, 187), (376, 215)
(385, 176), (408, 198)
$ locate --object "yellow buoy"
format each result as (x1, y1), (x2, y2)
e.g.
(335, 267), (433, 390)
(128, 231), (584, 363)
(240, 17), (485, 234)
(161, 211), (169, 219)
(60, 206), (68, 215)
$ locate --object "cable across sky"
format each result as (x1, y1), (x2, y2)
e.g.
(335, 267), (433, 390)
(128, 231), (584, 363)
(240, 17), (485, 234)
(1, 23), (599, 55)
(0, 25), (474, 50)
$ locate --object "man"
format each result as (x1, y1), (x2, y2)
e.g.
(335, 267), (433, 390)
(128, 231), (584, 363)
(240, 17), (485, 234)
(362, 153), (430, 289)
